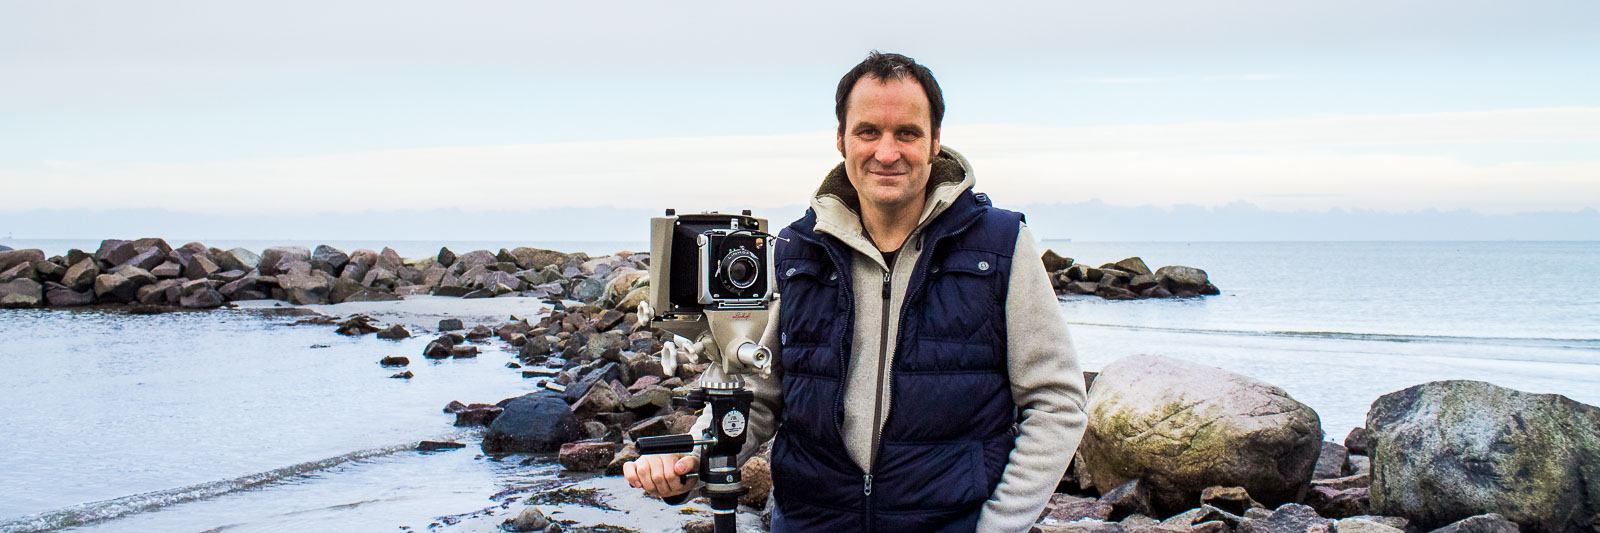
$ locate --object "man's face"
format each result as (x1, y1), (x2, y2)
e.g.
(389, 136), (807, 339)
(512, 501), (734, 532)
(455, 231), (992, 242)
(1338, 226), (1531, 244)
(837, 76), (940, 213)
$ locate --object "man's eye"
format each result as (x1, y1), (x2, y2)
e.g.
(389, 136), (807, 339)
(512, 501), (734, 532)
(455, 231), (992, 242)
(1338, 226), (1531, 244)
(896, 130), (919, 141)
(858, 129), (880, 140)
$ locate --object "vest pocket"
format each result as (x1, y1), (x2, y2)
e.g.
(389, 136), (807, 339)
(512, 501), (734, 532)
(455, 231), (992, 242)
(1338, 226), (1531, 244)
(871, 440), (987, 512)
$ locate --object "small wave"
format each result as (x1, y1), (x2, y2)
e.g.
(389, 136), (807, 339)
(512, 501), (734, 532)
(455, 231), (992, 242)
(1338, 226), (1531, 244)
(1065, 321), (1600, 351)
(0, 443), (423, 533)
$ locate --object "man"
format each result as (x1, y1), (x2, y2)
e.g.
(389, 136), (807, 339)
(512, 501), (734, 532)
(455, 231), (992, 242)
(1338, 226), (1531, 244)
(626, 51), (1086, 532)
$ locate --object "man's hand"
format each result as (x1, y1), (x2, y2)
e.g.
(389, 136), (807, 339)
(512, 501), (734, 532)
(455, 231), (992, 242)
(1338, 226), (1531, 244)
(623, 453), (698, 499)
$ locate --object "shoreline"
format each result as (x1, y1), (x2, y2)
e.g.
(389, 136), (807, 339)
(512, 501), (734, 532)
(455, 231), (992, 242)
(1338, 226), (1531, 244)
(4, 239), (1596, 531)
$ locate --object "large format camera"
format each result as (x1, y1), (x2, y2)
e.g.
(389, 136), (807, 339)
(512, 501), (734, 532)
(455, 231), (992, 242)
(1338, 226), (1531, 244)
(637, 210), (777, 533)
(657, 210), (774, 311)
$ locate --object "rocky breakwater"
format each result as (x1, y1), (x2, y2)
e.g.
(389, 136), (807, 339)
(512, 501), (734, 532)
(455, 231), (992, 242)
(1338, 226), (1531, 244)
(1040, 250), (1220, 301)
(1029, 354), (1597, 533)
(0, 239), (651, 311)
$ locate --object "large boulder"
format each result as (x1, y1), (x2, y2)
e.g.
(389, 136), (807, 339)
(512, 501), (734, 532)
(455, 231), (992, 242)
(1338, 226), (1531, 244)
(0, 249), (45, 274)
(1111, 257), (1152, 276)
(94, 266), (156, 302)
(1367, 380), (1600, 531)
(0, 278), (43, 308)
(214, 247), (260, 272)
(311, 245), (349, 275)
(1079, 355), (1323, 515)
(94, 240), (137, 268)
(277, 270), (335, 304)
(121, 247), (166, 272)
(1040, 249), (1074, 272)
(257, 246), (311, 276)
(483, 393), (584, 453)
(44, 282), (94, 307)
(178, 279), (225, 308)
(506, 247), (570, 271)
(1155, 265), (1219, 296)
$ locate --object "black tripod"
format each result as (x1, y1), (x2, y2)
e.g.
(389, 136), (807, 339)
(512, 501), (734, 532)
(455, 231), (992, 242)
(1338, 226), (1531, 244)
(637, 383), (753, 533)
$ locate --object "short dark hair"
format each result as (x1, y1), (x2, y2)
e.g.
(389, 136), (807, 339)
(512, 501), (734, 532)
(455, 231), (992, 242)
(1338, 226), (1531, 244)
(834, 51), (944, 136)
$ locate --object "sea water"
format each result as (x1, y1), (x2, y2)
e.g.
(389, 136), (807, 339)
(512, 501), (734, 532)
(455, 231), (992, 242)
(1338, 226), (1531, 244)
(1, 241), (1596, 531)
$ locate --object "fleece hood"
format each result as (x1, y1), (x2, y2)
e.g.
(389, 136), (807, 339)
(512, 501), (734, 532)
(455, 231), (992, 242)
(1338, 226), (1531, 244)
(808, 146), (977, 263)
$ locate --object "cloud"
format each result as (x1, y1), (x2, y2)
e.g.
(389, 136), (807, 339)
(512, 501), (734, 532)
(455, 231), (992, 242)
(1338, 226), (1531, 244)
(3, 107), (1596, 215)
(1078, 74), (1286, 84)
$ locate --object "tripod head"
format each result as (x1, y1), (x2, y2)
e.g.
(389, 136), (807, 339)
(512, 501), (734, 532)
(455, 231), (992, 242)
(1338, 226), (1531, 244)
(635, 210), (778, 532)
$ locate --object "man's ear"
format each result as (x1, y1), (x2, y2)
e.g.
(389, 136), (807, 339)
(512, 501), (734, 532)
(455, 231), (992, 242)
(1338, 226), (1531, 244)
(931, 130), (941, 158)
(836, 130), (845, 158)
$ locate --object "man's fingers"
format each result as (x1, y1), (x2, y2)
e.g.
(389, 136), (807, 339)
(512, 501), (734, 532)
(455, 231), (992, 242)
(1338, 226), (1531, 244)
(675, 455), (697, 476)
(622, 460), (639, 488)
(651, 458), (675, 496)
(637, 457), (661, 495)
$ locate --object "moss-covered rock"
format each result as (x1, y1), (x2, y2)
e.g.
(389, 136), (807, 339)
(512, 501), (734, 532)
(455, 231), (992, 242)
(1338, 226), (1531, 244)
(1366, 380), (1600, 532)
(1079, 355), (1323, 516)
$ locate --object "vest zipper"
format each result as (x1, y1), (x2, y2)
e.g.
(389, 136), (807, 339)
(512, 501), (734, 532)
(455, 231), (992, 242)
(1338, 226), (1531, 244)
(868, 262), (893, 481)
(863, 473), (873, 495)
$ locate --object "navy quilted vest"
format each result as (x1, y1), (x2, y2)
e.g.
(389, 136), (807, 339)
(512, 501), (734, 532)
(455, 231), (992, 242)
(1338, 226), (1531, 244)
(770, 189), (1023, 532)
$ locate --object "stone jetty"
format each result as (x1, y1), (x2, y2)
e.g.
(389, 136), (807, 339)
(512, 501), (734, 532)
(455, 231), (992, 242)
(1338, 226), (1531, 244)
(1041, 250), (1220, 300)
(0, 239), (649, 310)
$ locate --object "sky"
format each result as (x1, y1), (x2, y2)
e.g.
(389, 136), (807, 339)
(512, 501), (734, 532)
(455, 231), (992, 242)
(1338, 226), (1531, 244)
(1, 1), (1597, 240)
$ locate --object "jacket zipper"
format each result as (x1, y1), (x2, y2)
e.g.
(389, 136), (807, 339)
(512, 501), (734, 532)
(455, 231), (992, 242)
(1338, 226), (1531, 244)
(867, 266), (892, 494)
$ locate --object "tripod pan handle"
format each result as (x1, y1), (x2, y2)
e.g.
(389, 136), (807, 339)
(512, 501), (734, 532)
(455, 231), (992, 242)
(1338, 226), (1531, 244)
(637, 434), (697, 455)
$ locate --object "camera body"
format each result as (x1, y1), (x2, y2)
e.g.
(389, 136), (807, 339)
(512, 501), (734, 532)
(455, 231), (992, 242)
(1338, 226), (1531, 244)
(651, 211), (774, 315)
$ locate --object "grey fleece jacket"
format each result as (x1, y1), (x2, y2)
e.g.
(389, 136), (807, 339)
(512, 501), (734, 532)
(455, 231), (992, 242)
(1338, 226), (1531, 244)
(694, 147), (1087, 533)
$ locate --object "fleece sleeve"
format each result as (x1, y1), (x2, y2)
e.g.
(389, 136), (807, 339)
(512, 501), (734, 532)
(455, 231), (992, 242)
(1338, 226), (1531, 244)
(975, 222), (1089, 533)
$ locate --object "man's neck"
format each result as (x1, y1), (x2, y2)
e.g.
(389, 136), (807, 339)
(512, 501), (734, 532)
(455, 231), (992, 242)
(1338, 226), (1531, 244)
(859, 196), (925, 253)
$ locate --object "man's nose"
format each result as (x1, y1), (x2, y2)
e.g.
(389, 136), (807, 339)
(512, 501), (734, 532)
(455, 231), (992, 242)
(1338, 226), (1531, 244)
(873, 141), (900, 164)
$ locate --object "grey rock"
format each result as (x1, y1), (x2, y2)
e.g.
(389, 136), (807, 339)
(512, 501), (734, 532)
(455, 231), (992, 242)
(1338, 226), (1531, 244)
(509, 506), (549, 532)
(130, 238), (173, 255)
(94, 266), (156, 302)
(506, 247), (570, 271)
(257, 246), (310, 276)
(183, 255), (220, 281)
(0, 249), (44, 274)
(178, 279), (225, 308)
(0, 262), (34, 283)
(121, 247), (167, 272)
(44, 282), (93, 307)
(436, 247), (456, 268)
(439, 318), (464, 331)
(1345, 427), (1371, 455)
(558, 440), (616, 472)
(1079, 355), (1322, 515)
(0, 278), (43, 308)
(150, 261), (182, 279)
(311, 245), (349, 274)
(215, 247), (260, 272)
(1428, 514), (1520, 533)
(94, 240), (136, 268)
(1156, 265), (1213, 295)
(61, 258), (99, 291)
(1367, 379), (1600, 531)
(483, 393), (584, 453)
(564, 363), (622, 404)
(569, 278), (605, 303)
(1039, 249), (1074, 272)
(376, 247), (403, 272)
(1314, 441), (1348, 479)
(1237, 503), (1333, 533)
(278, 270), (335, 305)
(1332, 517), (1404, 533)
(1112, 257), (1153, 276)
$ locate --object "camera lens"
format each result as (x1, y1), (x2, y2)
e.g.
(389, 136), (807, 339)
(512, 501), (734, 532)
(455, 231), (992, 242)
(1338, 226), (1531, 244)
(719, 249), (760, 291)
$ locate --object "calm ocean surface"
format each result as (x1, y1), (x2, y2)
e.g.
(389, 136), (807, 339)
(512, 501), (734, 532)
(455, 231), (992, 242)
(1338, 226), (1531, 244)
(1, 240), (1596, 532)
